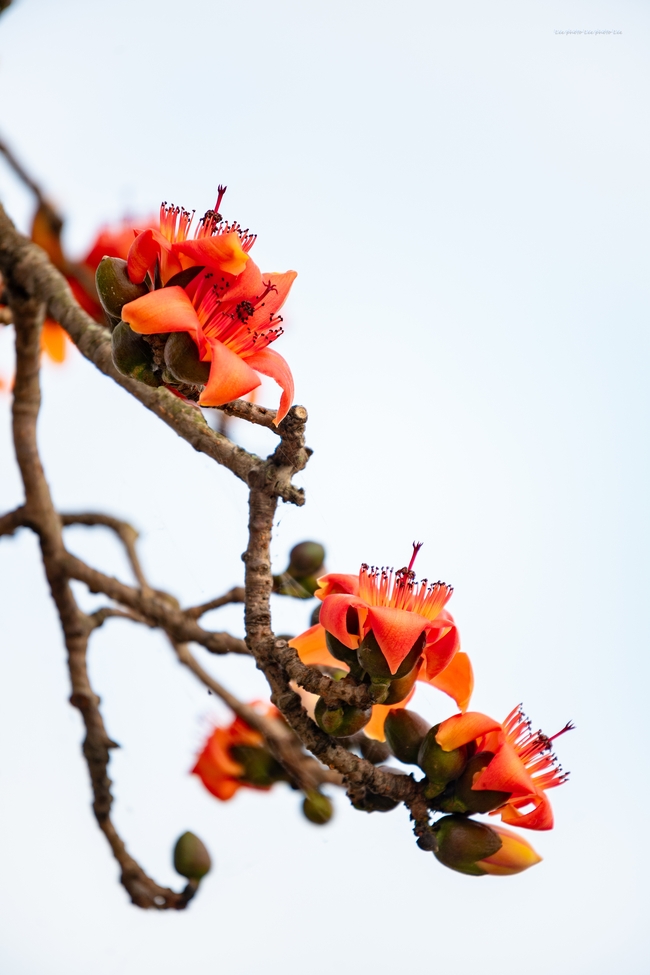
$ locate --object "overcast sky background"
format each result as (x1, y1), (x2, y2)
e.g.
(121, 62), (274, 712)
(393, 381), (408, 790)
(0, 0), (648, 973)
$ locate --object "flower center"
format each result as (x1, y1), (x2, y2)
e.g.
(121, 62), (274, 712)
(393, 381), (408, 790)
(504, 706), (573, 791)
(358, 544), (452, 621)
(191, 272), (284, 356)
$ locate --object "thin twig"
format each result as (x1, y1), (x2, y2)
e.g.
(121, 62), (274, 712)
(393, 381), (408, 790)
(185, 586), (246, 619)
(61, 512), (149, 590)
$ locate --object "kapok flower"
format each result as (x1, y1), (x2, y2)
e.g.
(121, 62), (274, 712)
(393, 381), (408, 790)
(290, 544), (473, 733)
(192, 708), (285, 801)
(436, 705), (574, 830)
(121, 190), (296, 421)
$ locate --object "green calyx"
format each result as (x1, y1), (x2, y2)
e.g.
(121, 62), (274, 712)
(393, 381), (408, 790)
(230, 745), (287, 787)
(357, 629), (424, 681)
(173, 831), (212, 881)
(384, 708), (432, 765)
(432, 815), (502, 876)
(314, 696), (371, 737)
(164, 331), (210, 385)
(96, 256), (150, 319)
(111, 321), (163, 387)
(418, 724), (468, 797)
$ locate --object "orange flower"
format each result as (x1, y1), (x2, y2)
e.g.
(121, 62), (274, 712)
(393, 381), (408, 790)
(192, 708), (285, 801)
(290, 544), (473, 736)
(477, 824), (543, 875)
(121, 191), (296, 422)
(436, 705), (573, 830)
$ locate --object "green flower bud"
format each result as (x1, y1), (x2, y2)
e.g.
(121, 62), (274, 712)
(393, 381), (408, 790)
(418, 724), (468, 797)
(229, 745), (287, 787)
(287, 541), (325, 578)
(95, 257), (150, 319)
(164, 331), (210, 385)
(446, 752), (512, 813)
(357, 734), (392, 764)
(302, 790), (334, 825)
(314, 696), (371, 737)
(173, 831), (212, 881)
(310, 604), (321, 626)
(384, 708), (432, 765)
(432, 815), (502, 876)
(357, 629), (424, 681)
(325, 631), (364, 673)
(111, 321), (163, 387)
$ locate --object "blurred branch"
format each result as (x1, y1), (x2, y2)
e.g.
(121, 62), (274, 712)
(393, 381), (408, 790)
(61, 512), (149, 589)
(185, 586), (246, 619)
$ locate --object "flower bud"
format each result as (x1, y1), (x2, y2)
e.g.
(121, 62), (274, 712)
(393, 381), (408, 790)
(95, 257), (150, 319)
(111, 321), (163, 387)
(357, 629), (424, 680)
(314, 696), (371, 737)
(418, 724), (468, 797)
(173, 831), (212, 881)
(357, 734), (392, 764)
(350, 767), (407, 812)
(381, 660), (422, 706)
(384, 708), (431, 765)
(478, 825), (542, 875)
(164, 331), (210, 385)
(288, 541), (325, 578)
(325, 631), (363, 671)
(432, 815), (502, 876)
(449, 752), (511, 813)
(302, 790), (334, 825)
(229, 745), (287, 787)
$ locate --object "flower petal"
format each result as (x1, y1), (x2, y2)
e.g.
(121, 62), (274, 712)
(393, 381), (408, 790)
(289, 624), (345, 669)
(478, 825), (543, 873)
(173, 231), (249, 276)
(421, 623), (460, 680)
(424, 651), (473, 711)
(244, 347), (294, 424)
(122, 286), (201, 336)
(499, 791), (554, 831)
(473, 742), (537, 797)
(435, 711), (503, 752)
(319, 593), (367, 649)
(199, 338), (262, 407)
(364, 606), (429, 675)
(315, 574), (360, 599)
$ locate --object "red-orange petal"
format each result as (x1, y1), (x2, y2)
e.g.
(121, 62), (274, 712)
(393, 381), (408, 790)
(364, 605), (429, 675)
(319, 593), (367, 649)
(127, 229), (161, 284)
(473, 741), (537, 797)
(289, 624), (345, 669)
(122, 286), (201, 336)
(173, 231), (249, 276)
(421, 624), (460, 680)
(424, 650), (473, 712)
(244, 347), (294, 424)
(499, 791), (554, 831)
(199, 338), (262, 406)
(435, 711), (503, 752)
(315, 574), (360, 599)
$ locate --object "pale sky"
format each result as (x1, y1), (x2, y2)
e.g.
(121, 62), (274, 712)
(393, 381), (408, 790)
(0, 1), (648, 973)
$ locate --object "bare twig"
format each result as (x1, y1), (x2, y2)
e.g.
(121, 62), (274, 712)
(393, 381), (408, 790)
(185, 586), (246, 619)
(61, 512), (149, 589)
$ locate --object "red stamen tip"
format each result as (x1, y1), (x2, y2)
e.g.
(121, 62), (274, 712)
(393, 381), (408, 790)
(549, 721), (575, 742)
(215, 185), (227, 212)
(408, 542), (423, 573)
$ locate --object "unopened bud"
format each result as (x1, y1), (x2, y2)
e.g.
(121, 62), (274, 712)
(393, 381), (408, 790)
(384, 708), (432, 765)
(314, 696), (371, 737)
(173, 831), (212, 881)
(164, 331), (210, 385)
(432, 815), (502, 876)
(325, 631), (363, 671)
(381, 660), (422, 706)
(111, 321), (163, 387)
(449, 752), (511, 813)
(478, 825), (542, 875)
(302, 790), (334, 825)
(357, 630), (424, 680)
(287, 541), (325, 578)
(350, 767), (407, 813)
(358, 734), (392, 764)
(418, 724), (467, 797)
(96, 257), (150, 319)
